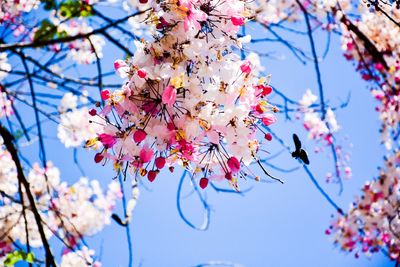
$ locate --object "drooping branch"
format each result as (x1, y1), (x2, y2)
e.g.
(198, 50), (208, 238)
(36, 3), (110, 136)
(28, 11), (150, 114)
(0, 124), (56, 267)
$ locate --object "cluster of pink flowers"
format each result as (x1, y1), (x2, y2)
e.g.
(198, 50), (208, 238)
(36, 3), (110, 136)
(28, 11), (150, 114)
(0, 146), (123, 266)
(0, 54), (13, 119)
(299, 89), (339, 143)
(49, 16), (106, 64)
(328, 152), (400, 260)
(0, 53), (11, 81)
(253, 0), (351, 25)
(297, 89), (352, 181)
(0, 0), (39, 23)
(58, 92), (102, 148)
(0, 91), (13, 119)
(340, 3), (400, 151)
(86, 0), (279, 190)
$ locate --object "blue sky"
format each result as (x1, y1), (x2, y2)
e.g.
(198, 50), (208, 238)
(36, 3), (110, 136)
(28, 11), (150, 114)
(12, 10), (393, 267)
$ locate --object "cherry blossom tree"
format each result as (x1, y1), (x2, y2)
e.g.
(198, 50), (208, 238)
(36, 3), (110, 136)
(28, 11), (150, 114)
(0, 0), (399, 266)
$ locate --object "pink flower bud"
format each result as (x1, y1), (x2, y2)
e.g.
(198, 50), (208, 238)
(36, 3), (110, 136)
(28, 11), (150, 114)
(240, 61), (252, 74)
(382, 233), (390, 244)
(262, 114), (277, 126)
(227, 157), (240, 174)
(325, 229), (331, 235)
(148, 170), (157, 182)
(155, 157), (166, 169)
(133, 130), (147, 143)
(375, 63), (384, 71)
(362, 74), (371, 81)
(199, 177), (209, 189)
(264, 133), (272, 141)
(137, 69), (147, 79)
(101, 90), (110, 100)
(261, 85), (273, 96)
(162, 85), (177, 108)
(140, 147), (154, 163)
(231, 16), (245, 26)
(114, 60), (127, 71)
(94, 153), (104, 163)
(89, 109), (97, 116)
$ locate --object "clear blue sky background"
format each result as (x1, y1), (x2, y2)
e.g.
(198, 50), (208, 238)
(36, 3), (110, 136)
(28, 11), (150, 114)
(14, 9), (393, 267)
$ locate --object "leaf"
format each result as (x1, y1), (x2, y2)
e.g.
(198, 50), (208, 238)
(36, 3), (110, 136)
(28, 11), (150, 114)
(56, 30), (69, 39)
(4, 251), (35, 267)
(25, 252), (35, 263)
(34, 19), (58, 42)
(59, 0), (93, 18)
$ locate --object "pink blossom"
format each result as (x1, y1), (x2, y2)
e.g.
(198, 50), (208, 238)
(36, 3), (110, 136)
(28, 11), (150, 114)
(178, 139), (194, 160)
(162, 85), (177, 108)
(101, 90), (110, 100)
(260, 85), (273, 97)
(133, 130), (147, 143)
(227, 157), (240, 174)
(231, 16), (245, 26)
(155, 157), (166, 169)
(180, 0), (208, 32)
(240, 61), (252, 74)
(262, 114), (277, 126)
(114, 60), (127, 71)
(137, 69), (147, 79)
(140, 147), (154, 163)
(98, 133), (116, 148)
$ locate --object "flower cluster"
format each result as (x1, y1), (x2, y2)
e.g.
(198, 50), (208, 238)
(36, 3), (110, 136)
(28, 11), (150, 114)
(123, 0), (154, 37)
(60, 247), (101, 267)
(299, 89), (339, 143)
(0, 146), (122, 265)
(58, 92), (101, 148)
(0, 0), (39, 23)
(298, 89), (352, 181)
(0, 91), (13, 119)
(340, 3), (400, 151)
(253, 0), (351, 26)
(254, 0), (300, 25)
(87, 0), (279, 189)
(328, 152), (400, 260)
(50, 18), (106, 64)
(0, 53), (11, 81)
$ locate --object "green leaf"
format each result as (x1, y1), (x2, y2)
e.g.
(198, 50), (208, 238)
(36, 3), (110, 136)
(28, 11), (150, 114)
(3, 251), (35, 267)
(59, 0), (93, 18)
(25, 252), (35, 263)
(34, 19), (58, 42)
(56, 30), (69, 39)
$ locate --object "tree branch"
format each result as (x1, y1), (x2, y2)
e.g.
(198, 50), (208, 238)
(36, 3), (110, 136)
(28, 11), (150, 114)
(0, 124), (56, 266)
